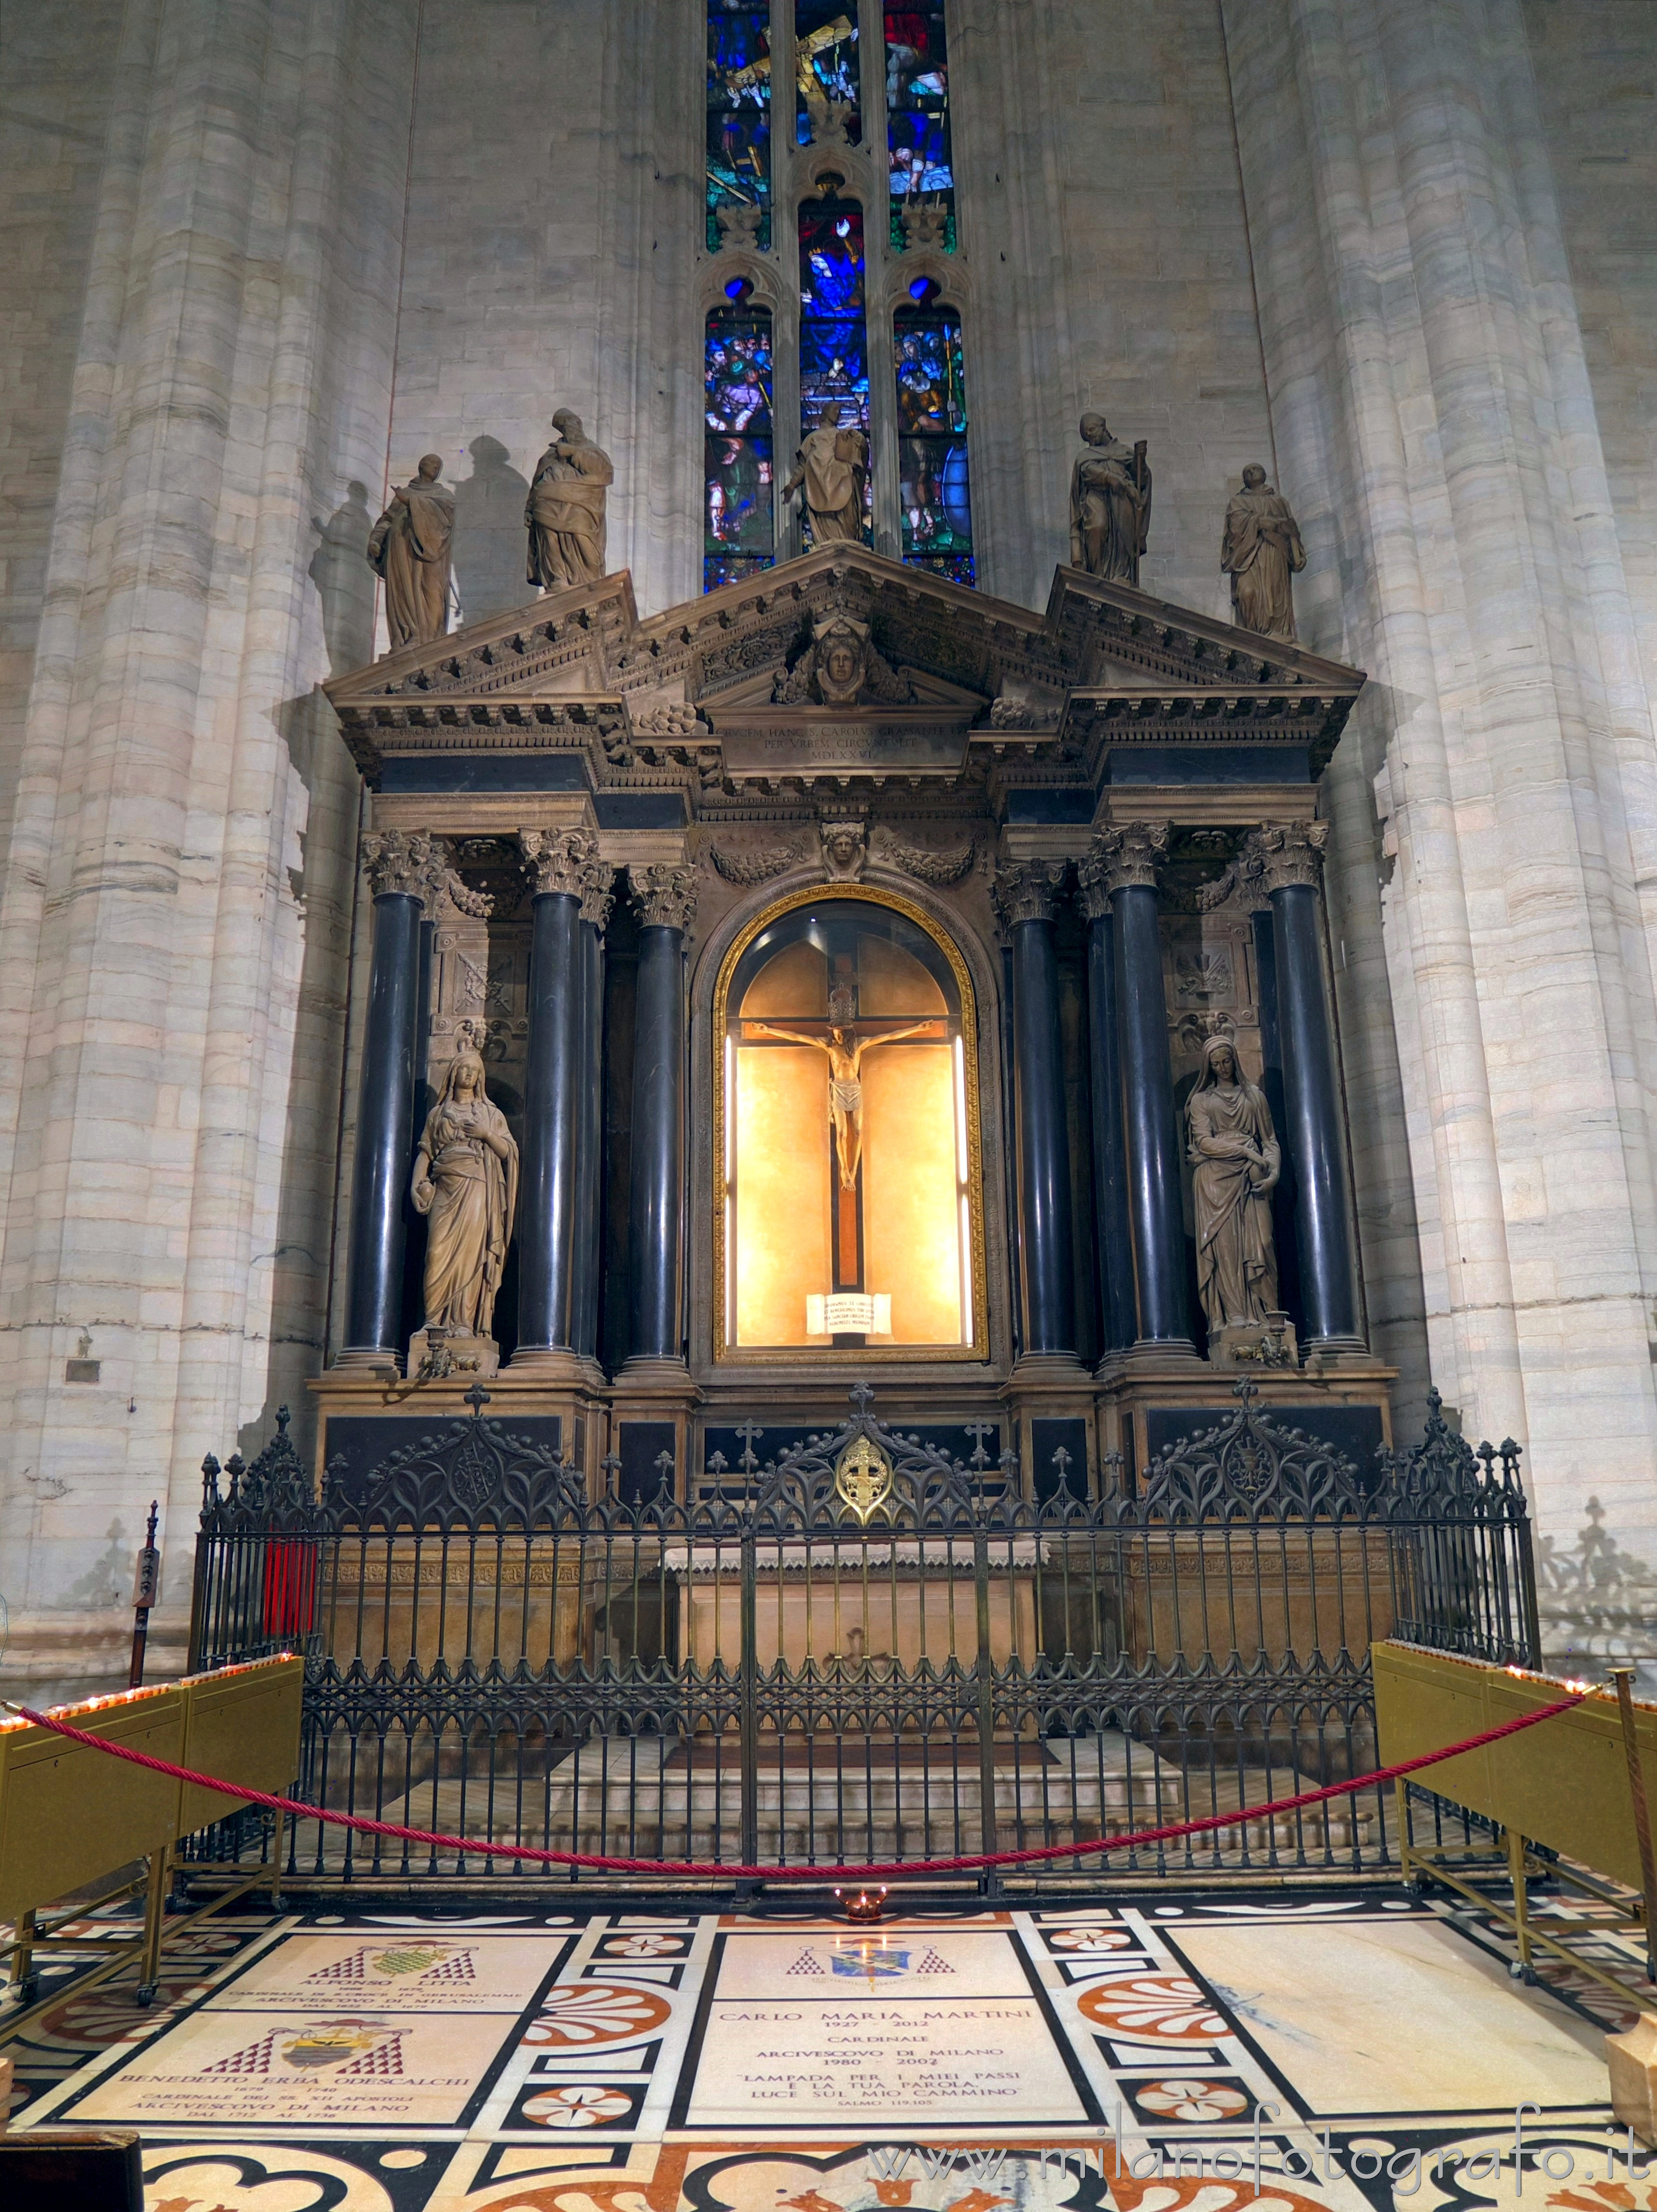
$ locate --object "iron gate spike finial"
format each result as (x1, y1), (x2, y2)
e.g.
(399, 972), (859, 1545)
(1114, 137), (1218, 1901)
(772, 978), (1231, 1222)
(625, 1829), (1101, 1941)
(849, 1380), (876, 1415)
(463, 1382), (491, 1418)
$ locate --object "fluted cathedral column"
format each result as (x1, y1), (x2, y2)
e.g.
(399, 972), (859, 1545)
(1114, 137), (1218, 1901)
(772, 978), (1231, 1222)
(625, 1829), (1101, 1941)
(994, 861), (1077, 1362)
(1249, 822), (1366, 1350)
(514, 829), (600, 1370)
(625, 867), (698, 1372)
(338, 832), (440, 1370)
(574, 860), (616, 1370)
(1091, 824), (1194, 1354)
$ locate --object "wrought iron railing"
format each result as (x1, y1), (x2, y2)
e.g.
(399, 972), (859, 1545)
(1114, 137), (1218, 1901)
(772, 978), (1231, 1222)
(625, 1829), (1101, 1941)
(187, 1380), (1535, 1882)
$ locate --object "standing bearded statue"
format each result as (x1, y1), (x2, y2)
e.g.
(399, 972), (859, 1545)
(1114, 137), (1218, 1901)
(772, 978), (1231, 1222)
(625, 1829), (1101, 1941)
(783, 400), (869, 544)
(1186, 1035), (1281, 1338)
(1221, 465), (1307, 641)
(1069, 412), (1152, 584)
(367, 454), (454, 649)
(525, 409), (614, 591)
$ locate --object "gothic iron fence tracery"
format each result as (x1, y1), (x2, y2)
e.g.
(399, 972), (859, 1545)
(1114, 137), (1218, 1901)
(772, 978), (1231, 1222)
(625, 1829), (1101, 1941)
(188, 1381), (1536, 1882)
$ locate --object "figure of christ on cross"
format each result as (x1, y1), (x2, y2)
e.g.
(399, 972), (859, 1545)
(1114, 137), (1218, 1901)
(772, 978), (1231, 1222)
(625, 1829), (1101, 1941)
(743, 1016), (947, 1191)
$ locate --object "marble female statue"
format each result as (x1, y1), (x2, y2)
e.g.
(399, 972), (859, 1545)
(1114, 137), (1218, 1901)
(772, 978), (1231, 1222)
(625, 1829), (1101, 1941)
(1186, 1035), (1281, 1334)
(1221, 465), (1307, 641)
(783, 401), (868, 543)
(1069, 413), (1151, 584)
(410, 1046), (519, 1339)
(525, 409), (614, 590)
(366, 454), (454, 648)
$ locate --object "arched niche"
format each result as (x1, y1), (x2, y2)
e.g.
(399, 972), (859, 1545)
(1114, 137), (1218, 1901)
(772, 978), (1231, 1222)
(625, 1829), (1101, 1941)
(711, 885), (987, 1362)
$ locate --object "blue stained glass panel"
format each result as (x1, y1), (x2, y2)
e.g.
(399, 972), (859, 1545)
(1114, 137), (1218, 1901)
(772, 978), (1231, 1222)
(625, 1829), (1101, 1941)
(706, 318), (773, 434)
(899, 435), (972, 558)
(707, 3), (771, 252)
(705, 304), (774, 592)
(795, 2), (861, 146)
(895, 316), (966, 435)
(706, 553), (772, 591)
(706, 438), (775, 555)
(895, 300), (972, 584)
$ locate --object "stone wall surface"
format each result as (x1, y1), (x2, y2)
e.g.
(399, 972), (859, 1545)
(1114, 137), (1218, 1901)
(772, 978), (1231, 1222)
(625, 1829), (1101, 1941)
(0, 0), (417, 1677)
(1224, 0), (1657, 1663)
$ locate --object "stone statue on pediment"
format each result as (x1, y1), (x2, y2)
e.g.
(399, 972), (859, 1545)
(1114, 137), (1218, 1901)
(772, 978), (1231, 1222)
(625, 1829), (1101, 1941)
(1221, 465), (1307, 641)
(367, 455), (454, 649)
(783, 401), (868, 544)
(526, 409), (614, 591)
(1069, 413), (1151, 584)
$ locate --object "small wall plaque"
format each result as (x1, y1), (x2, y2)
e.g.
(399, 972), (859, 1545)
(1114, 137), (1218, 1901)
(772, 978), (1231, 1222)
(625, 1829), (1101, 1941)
(64, 1359), (100, 1384)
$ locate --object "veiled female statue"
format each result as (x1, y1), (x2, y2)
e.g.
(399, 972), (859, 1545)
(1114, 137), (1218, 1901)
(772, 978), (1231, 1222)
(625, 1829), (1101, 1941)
(1186, 1035), (1281, 1335)
(411, 1046), (519, 1338)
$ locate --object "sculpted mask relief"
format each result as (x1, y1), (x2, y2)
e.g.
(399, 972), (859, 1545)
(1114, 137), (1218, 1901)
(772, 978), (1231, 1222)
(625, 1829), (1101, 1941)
(1186, 1035), (1280, 1334)
(411, 1046), (520, 1339)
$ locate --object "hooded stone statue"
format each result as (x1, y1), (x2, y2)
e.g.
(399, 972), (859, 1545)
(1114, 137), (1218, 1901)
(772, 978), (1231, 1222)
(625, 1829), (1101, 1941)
(526, 409), (614, 590)
(1221, 465), (1307, 641)
(367, 455), (454, 649)
(411, 1045), (519, 1340)
(1186, 1034), (1281, 1335)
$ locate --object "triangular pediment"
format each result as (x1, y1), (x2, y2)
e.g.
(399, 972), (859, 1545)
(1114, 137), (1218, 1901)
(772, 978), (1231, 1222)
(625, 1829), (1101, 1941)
(323, 546), (1363, 786)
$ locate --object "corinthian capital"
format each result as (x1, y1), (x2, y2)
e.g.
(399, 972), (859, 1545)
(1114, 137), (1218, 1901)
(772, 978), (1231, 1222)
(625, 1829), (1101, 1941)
(1244, 819), (1329, 895)
(361, 829), (443, 907)
(519, 826), (599, 900)
(992, 858), (1068, 928)
(630, 864), (699, 932)
(580, 861), (617, 931)
(1079, 821), (1170, 907)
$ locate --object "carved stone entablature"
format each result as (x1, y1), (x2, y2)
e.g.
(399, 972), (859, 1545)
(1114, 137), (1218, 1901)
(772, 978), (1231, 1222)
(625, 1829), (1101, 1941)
(362, 829), (443, 907)
(1244, 818), (1329, 894)
(519, 827), (598, 901)
(322, 546), (1366, 800)
(1078, 821), (1171, 911)
(993, 858), (1068, 928)
(872, 828), (975, 884)
(630, 864), (699, 932)
(708, 840), (802, 886)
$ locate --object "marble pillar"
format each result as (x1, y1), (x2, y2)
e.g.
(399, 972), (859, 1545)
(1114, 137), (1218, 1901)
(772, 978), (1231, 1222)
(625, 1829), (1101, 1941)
(338, 834), (440, 1369)
(1223, 0), (1657, 1646)
(995, 862), (1077, 1363)
(1249, 824), (1365, 1351)
(1075, 858), (1138, 1358)
(1091, 825), (1194, 1354)
(624, 867), (697, 1374)
(574, 861), (615, 1369)
(514, 829), (599, 1370)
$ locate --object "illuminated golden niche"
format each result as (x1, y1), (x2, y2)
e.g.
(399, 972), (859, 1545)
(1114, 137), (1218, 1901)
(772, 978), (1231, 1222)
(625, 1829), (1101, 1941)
(714, 888), (986, 1362)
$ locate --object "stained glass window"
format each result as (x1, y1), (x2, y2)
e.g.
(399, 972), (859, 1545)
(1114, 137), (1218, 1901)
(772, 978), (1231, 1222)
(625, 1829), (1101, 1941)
(705, 299), (775, 592)
(793, 194), (871, 544)
(795, 2), (860, 147)
(885, 6), (955, 252)
(707, 1), (771, 253)
(894, 298), (972, 583)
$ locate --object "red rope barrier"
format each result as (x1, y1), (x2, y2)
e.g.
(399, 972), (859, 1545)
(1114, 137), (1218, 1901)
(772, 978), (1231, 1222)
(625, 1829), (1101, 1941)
(3, 1685), (1585, 1883)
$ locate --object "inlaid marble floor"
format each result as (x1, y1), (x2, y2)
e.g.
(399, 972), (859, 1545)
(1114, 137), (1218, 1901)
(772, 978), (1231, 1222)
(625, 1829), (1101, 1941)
(2, 1885), (1652, 2212)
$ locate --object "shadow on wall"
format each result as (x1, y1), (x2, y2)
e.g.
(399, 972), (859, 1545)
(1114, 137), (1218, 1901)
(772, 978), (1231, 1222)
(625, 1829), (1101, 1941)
(309, 482), (376, 676)
(454, 436), (536, 625)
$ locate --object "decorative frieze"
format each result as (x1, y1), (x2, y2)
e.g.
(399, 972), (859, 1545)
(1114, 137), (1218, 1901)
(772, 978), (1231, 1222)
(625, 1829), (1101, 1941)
(630, 865), (698, 933)
(518, 827), (599, 901)
(992, 858), (1068, 928)
(1244, 819), (1329, 895)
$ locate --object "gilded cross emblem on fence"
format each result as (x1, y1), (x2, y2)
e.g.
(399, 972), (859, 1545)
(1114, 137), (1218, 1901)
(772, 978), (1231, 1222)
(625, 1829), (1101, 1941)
(834, 1434), (893, 1524)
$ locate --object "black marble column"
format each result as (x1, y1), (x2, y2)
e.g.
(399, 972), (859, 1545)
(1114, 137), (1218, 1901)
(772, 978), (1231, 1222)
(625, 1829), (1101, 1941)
(625, 867), (697, 1368)
(340, 831), (437, 1367)
(1256, 822), (1365, 1348)
(1075, 866), (1137, 1355)
(996, 861), (1076, 1360)
(572, 868), (614, 1365)
(1091, 824), (1193, 1352)
(513, 828), (598, 1366)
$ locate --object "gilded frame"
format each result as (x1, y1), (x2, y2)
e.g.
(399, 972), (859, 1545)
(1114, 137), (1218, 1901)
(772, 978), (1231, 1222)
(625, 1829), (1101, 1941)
(711, 882), (990, 1364)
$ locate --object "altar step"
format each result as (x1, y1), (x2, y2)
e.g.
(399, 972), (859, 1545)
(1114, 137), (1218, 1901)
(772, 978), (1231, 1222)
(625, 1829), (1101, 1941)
(308, 1729), (1377, 1867)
